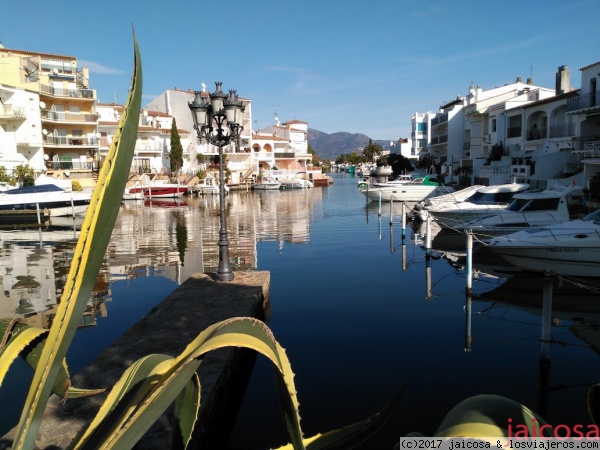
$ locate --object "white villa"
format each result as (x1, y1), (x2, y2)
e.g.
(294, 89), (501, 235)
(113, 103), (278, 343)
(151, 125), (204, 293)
(412, 62), (600, 203)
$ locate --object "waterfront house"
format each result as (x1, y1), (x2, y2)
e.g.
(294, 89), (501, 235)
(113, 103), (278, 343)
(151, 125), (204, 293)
(0, 44), (99, 187)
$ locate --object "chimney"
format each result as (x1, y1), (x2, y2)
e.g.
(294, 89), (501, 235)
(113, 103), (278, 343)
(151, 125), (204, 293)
(526, 77), (533, 85)
(516, 77), (523, 83)
(556, 65), (570, 95)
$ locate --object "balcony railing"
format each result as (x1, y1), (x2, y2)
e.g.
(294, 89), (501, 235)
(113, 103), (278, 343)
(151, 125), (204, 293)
(46, 160), (94, 170)
(571, 135), (600, 156)
(44, 136), (99, 146)
(507, 126), (522, 138)
(41, 111), (97, 122)
(274, 152), (296, 159)
(567, 92), (600, 112)
(549, 122), (576, 138)
(0, 104), (26, 119)
(430, 134), (448, 145)
(135, 143), (163, 153)
(431, 113), (448, 126)
(526, 127), (547, 141)
(39, 85), (95, 99)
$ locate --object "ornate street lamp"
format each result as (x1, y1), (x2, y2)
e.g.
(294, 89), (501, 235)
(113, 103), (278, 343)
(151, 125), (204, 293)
(189, 82), (244, 281)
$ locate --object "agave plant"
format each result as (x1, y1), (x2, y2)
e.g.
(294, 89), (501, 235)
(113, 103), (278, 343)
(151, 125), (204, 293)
(0, 33), (305, 450)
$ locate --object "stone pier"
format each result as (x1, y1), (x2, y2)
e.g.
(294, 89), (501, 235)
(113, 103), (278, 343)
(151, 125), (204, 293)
(1, 271), (270, 450)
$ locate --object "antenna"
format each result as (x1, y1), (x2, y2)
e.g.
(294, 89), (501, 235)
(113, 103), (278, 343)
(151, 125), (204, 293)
(271, 104), (281, 126)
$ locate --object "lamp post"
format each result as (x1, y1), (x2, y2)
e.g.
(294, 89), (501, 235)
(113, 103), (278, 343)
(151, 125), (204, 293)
(189, 82), (244, 281)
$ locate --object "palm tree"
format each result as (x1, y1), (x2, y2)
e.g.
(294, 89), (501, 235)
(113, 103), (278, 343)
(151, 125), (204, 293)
(362, 139), (383, 163)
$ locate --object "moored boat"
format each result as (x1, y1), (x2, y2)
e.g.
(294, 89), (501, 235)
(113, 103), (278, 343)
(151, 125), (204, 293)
(360, 174), (454, 202)
(455, 185), (584, 235)
(127, 180), (188, 198)
(280, 176), (314, 189)
(486, 208), (600, 277)
(252, 177), (281, 190)
(0, 184), (91, 217)
(424, 182), (530, 229)
(191, 176), (229, 195)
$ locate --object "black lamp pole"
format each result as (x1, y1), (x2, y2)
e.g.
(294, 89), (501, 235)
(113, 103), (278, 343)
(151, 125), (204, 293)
(189, 82), (244, 281)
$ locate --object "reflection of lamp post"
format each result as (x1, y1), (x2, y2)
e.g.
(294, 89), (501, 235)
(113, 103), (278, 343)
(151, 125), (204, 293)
(189, 82), (244, 281)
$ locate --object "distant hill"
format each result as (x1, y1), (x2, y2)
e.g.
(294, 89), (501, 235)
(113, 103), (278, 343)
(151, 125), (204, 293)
(308, 129), (391, 160)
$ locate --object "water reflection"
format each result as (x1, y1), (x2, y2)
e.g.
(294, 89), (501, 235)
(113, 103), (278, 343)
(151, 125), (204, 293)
(0, 187), (322, 328)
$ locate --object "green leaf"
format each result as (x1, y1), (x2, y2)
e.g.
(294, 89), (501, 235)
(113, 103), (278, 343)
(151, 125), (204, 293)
(173, 374), (200, 449)
(12, 32), (143, 450)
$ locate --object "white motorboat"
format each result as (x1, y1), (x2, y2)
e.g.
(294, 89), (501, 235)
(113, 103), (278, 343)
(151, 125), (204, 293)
(425, 182), (530, 229)
(280, 176), (314, 189)
(486, 208), (600, 277)
(416, 185), (486, 210)
(360, 175), (454, 202)
(455, 185), (584, 235)
(192, 176), (229, 195)
(253, 177), (281, 190)
(372, 173), (413, 188)
(0, 184), (91, 217)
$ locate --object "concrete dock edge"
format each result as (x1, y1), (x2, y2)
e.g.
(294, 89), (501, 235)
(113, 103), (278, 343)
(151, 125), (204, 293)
(1, 270), (270, 450)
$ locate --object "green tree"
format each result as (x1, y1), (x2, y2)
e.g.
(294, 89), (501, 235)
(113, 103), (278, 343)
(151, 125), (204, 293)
(362, 139), (383, 163)
(0, 166), (13, 184)
(169, 118), (184, 176)
(307, 143), (320, 166)
(13, 165), (35, 187)
(387, 154), (415, 176)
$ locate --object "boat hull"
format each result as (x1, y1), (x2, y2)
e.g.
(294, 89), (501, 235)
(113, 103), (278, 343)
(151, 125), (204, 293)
(128, 185), (188, 198)
(363, 185), (453, 202)
(253, 183), (281, 190)
(489, 246), (600, 277)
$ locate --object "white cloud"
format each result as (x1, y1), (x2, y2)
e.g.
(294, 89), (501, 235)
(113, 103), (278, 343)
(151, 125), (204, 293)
(78, 60), (125, 75)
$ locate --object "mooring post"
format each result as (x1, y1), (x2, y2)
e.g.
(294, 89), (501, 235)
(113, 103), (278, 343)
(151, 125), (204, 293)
(425, 257), (432, 300)
(378, 190), (382, 216)
(466, 230), (473, 295)
(425, 212), (432, 259)
(36, 203), (41, 225)
(71, 199), (75, 218)
(401, 202), (406, 243)
(541, 275), (553, 361)
(465, 292), (472, 352)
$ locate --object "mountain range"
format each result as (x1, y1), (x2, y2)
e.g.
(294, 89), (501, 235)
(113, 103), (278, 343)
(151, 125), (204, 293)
(307, 129), (392, 160)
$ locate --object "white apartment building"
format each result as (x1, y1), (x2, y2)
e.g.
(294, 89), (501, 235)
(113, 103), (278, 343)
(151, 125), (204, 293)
(0, 45), (99, 184)
(0, 84), (44, 173)
(97, 103), (193, 176)
(146, 88), (254, 184)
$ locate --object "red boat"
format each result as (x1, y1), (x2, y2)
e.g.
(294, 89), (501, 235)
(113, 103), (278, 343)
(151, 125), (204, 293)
(128, 182), (188, 198)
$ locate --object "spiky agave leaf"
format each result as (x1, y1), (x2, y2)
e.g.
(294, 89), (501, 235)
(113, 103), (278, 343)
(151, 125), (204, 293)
(12, 31), (142, 450)
(0, 319), (104, 399)
(73, 317), (304, 450)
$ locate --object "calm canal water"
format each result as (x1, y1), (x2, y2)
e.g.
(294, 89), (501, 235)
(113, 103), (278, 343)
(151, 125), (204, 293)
(1, 172), (599, 449)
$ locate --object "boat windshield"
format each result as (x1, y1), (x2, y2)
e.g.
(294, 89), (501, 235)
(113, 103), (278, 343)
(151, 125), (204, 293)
(469, 191), (517, 204)
(507, 197), (560, 212)
(582, 208), (600, 223)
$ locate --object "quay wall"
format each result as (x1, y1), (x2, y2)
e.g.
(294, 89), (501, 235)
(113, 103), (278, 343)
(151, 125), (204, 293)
(1, 271), (270, 450)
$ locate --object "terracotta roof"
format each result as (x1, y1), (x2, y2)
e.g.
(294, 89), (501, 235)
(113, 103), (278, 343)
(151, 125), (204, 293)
(0, 47), (75, 61)
(580, 61), (600, 71)
(283, 119), (308, 125)
(252, 134), (289, 141)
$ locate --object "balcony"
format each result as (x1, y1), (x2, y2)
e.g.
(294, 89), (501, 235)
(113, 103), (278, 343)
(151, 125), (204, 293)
(135, 143), (163, 154)
(507, 126), (522, 139)
(430, 134), (448, 145)
(274, 152), (296, 159)
(431, 113), (448, 127)
(41, 111), (97, 124)
(39, 85), (95, 99)
(46, 159), (94, 170)
(0, 104), (26, 120)
(549, 122), (576, 138)
(526, 127), (546, 141)
(43, 136), (99, 147)
(571, 136), (600, 157)
(567, 92), (600, 113)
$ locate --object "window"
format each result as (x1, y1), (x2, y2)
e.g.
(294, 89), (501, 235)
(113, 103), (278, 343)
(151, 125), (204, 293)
(492, 119), (497, 132)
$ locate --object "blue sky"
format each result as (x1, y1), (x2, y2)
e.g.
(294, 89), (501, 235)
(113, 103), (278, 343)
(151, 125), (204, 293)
(2, 0), (599, 140)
